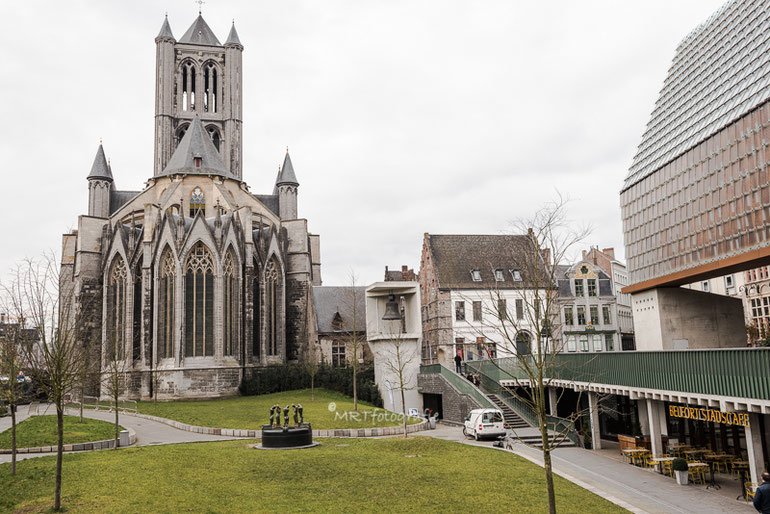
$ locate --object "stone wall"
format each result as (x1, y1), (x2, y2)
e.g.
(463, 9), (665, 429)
(417, 372), (481, 423)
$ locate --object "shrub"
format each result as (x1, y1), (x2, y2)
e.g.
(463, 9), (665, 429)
(671, 457), (688, 472)
(239, 364), (383, 407)
(0, 404), (7, 417)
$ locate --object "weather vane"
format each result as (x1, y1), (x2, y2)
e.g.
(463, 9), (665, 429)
(195, 0), (205, 14)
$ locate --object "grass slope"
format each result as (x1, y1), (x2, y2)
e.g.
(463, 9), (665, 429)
(0, 415), (120, 450)
(0, 437), (623, 513)
(137, 388), (422, 430)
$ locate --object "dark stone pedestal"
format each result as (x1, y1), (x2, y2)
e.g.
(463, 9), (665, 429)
(260, 424), (313, 449)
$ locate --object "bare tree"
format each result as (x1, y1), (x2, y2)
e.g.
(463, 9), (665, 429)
(342, 270), (365, 410)
(468, 195), (591, 514)
(381, 330), (419, 438)
(301, 338), (321, 401)
(0, 312), (25, 475)
(101, 345), (130, 450)
(6, 256), (87, 511)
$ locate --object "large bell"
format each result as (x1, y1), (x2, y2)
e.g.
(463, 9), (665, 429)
(382, 294), (401, 320)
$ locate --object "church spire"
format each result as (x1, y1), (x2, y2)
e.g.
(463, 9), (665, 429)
(88, 142), (113, 182)
(276, 149), (299, 187)
(224, 21), (242, 48)
(156, 14), (175, 42)
(179, 14), (221, 46)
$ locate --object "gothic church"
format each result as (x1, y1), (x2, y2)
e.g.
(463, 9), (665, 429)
(61, 14), (322, 399)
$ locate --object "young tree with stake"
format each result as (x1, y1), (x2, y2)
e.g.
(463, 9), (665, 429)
(6, 256), (88, 511)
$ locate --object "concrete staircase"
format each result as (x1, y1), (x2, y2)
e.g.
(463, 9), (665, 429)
(487, 394), (577, 449)
(487, 394), (529, 430)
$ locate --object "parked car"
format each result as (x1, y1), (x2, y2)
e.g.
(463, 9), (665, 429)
(463, 408), (506, 440)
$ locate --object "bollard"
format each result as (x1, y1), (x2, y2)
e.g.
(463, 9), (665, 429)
(119, 429), (130, 447)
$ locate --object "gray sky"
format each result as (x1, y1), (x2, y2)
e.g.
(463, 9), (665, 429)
(1, 0), (727, 286)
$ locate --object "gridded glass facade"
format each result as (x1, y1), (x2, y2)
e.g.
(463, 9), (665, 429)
(621, 101), (770, 288)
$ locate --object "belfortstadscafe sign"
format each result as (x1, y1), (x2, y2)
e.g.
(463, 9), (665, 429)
(669, 405), (750, 427)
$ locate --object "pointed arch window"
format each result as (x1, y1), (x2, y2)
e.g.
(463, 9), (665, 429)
(175, 124), (189, 150)
(190, 187), (205, 217)
(203, 63), (218, 113)
(253, 259), (261, 360)
(223, 250), (236, 356)
(207, 126), (221, 152)
(181, 61), (196, 111)
(132, 262), (142, 361)
(158, 249), (176, 359)
(107, 257), (127, 361)
(265, 259), (282, 356)
(185, 242), (214, 357)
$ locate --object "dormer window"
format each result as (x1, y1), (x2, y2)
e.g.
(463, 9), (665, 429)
(495, 269), (505, 282)
(510, 269), (522, 281)
(471, 269), (482, 282)
(194, 156), (202, 168)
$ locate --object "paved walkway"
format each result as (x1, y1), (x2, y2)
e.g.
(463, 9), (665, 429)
(0, 405), (241, 465)
(423, 423), (754, 514)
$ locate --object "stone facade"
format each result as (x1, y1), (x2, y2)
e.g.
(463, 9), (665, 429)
(60, 14), (321, 400)
(417, 373), (480, 423)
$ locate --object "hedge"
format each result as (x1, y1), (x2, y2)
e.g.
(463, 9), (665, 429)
(239, 364), (383, 407)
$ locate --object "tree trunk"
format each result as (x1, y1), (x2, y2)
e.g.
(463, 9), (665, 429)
(79, 380), (84, 423)
(353, 361), (358, 411)
(538, 405), (556, 514)
(401, 388), (407, 438)
(10, 403), (16, 475)
(311, 373), (315, 401)
(55, 402), (63, 511)
(114, 392), (120, 450)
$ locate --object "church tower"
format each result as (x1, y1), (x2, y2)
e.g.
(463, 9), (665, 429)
(87, 143), (113, 218)
(153, 14), (243, 179)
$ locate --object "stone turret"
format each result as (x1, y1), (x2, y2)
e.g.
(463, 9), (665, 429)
(275, 150), (299, 220)
(87, 143), (113, 218)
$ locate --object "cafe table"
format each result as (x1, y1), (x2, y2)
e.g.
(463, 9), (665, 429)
(650, 456), (676, 475)
(622, 448), (648, 465)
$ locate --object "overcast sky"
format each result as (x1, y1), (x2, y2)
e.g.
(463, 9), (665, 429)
(1, 0), (727, 286)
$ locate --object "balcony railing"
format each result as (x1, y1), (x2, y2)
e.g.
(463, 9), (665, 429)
(465, 348), (770, 400)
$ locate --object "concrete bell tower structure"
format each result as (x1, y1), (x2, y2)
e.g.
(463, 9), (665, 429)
(153, 14), (243, 179)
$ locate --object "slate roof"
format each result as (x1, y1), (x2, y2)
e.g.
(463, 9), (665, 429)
(179, 15), (221, 46)
(87, 144), (113, 181)
(253, 194), (279, 215)
(276, 151), (299, 186)
(159, 116), (233, 179)
(109, 190), (141, 215)
(312, 286), (367, 334)
(624, 0), (770, 189)
(427, 234), (543, 289)
(224, 23), (242, 47)
(156, 15), (175, 41)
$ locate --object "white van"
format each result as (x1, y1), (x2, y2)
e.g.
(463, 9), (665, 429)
(463, 408), (506, 440)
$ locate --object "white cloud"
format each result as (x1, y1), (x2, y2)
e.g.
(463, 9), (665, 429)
(0, 0), (726, 286)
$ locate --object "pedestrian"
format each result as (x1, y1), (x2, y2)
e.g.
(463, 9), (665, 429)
(754, 471), (770, 514)
(454, 352), (463, 374)
(466, 372), (473, 383)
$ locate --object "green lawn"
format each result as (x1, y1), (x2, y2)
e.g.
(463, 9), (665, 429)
(0, 437), (624, 513)
(0, 415), (120, 450)
(137, 388), (423, 430)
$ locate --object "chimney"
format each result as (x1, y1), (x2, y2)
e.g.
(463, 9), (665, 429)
(384, 266), (389, 281)
(603, 247), (615, 260)
(402, 265), (408, 273)
(582, 249), (587, 260)
(542, 248), (551, 266)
